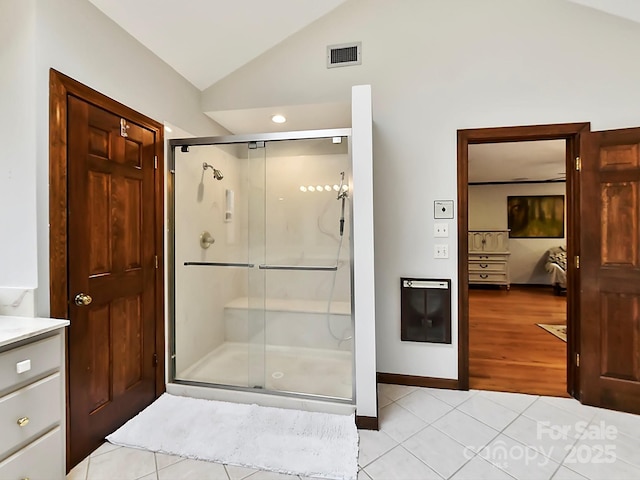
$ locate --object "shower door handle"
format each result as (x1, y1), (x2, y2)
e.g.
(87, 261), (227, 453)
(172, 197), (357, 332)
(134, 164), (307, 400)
(258, 264), (338, 271)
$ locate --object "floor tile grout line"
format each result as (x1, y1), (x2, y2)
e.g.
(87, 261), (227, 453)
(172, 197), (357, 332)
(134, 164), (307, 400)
(470, 390), (541, 415)
(474, 390), (541, 415)
(389, 396), (499, 480)
(535, 397), (599, 424)
(449, 400), (519, 434)
(429, 414), (502, 455)
(153, 451), (160, 480)
(562, 414), (640, 476)
(395, 443), (448, 480)
(444, 451), (520, 480)
(394, 400), (456, 429)
(400, 421), (476, 476)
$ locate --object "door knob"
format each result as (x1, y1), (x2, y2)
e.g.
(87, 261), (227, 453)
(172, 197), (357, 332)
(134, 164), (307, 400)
(74, 293), (93, 306)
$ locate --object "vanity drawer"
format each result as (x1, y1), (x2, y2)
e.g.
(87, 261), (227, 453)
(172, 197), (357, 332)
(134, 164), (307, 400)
(0, 373), (61, 459)
(0, 334), (61, 395)
(0, 427), (63, 480)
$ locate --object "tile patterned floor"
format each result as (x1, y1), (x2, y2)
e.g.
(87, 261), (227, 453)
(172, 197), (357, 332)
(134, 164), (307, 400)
(67, 386), (640, 480)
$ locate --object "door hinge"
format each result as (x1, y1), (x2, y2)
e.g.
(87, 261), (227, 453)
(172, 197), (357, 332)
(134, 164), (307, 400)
(575, 255), (580, 269)
(120, 118), (129, 138)
(576, 353), (580, 367)
(155, 255), (159, 269)
(154, 155), (158, 169)
(153, 353), (158, 366)
(575, 156), (581, 171)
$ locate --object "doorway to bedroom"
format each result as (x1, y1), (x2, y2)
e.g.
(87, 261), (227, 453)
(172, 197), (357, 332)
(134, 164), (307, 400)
(468, 141), (567, 396)
(457, 123), (589, 399)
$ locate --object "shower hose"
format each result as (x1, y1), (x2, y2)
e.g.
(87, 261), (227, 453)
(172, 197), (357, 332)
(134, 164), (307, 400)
(326, 212), (353, 345)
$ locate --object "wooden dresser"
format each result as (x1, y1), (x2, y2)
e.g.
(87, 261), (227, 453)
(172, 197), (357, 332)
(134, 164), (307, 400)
(0, 316), (69, 480)
(468, 229), (510, 289)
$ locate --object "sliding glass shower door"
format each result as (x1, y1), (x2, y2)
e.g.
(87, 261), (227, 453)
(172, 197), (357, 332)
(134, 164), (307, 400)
(171, 131), (353, 401)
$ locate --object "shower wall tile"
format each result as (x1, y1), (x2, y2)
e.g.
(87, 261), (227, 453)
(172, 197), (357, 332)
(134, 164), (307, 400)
(0, 287), (35, 316)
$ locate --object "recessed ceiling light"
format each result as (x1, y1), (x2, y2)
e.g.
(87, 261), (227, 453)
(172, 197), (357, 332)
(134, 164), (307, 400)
(271, 114), (286, 124)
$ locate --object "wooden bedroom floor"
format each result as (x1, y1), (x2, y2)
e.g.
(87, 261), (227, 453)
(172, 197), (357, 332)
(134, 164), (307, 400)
(469, 286), (568, 397)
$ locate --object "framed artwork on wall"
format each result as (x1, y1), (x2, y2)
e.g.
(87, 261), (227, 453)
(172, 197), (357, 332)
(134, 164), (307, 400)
(507, 195), (564, 238)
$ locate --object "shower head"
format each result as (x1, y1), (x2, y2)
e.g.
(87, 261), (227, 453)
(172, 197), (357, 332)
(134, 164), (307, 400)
(203, 162), (224, 180)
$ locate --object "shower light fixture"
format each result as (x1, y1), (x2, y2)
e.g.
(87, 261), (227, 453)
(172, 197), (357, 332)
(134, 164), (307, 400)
(271, 114), (286, 124)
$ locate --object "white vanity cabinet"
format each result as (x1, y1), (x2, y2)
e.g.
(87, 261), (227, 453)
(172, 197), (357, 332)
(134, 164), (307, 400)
(0, 317), (69, 480)
(468, 230), (511, 289)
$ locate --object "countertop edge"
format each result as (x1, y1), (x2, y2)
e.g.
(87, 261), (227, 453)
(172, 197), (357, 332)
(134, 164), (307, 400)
(0, 316), (70, 349)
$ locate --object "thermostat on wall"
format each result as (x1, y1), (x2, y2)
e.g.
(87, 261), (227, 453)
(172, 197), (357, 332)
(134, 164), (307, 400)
(434, 200), (454, 219)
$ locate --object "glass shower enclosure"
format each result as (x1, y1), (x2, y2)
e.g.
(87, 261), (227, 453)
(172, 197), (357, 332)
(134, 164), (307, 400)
(168, 129), (354, 402)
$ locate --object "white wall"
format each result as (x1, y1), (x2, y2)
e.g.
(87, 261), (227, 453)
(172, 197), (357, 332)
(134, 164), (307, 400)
(0, 0), (37, 288)
(201, 0), (640, 380)
(29, 0), (226, 315)
(469, 183), (567, 284)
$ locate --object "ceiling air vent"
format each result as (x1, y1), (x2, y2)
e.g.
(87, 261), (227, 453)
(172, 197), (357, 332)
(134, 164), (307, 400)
(327, 42), (361, 68)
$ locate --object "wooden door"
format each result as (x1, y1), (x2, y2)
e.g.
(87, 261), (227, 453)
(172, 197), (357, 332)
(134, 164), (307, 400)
(66, 95), (158, 466)
(580, 127), (640, 414)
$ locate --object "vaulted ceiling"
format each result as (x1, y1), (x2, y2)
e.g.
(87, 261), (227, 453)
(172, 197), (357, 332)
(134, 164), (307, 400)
(87, 0), (640, 182)
(88, 0), (640, 92)
(87, 0), (348, 91)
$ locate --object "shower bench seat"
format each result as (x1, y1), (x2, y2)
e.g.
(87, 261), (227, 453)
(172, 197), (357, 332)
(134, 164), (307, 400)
(224, 297), (350, 315)
(223, 297), (352, 349)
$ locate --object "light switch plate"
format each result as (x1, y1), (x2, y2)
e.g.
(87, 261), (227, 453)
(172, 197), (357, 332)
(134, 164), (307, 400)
(434, 200), (454, 219)
(434, 223), (449, 237)
(434, 244), (449, 259)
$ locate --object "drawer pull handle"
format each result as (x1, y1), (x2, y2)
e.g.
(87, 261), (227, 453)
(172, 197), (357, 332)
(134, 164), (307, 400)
(480, 274), (489, 279)
(17, 416), (30, 427)
(479, 264), (489, 268)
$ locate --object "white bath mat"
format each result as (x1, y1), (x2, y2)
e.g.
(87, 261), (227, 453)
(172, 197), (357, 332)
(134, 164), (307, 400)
(106, 393), (358, 480)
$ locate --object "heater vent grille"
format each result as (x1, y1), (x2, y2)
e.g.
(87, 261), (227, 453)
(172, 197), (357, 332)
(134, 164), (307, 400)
(327, 42), (361, 68)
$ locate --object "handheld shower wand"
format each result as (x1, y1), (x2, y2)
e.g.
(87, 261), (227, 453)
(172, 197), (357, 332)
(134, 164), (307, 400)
(337, 172), (348, 236)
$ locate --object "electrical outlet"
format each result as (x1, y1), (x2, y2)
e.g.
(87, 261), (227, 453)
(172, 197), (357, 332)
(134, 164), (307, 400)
(434, 244), (449, 259)
(434, 223), (449, 237)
